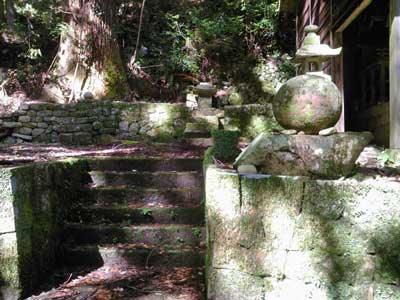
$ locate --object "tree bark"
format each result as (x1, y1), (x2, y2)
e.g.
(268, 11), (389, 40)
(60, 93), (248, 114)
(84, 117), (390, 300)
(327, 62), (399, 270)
(47, 0), (129, 102)
(0, 0), (5, 24)
(5, 0), (15, 28)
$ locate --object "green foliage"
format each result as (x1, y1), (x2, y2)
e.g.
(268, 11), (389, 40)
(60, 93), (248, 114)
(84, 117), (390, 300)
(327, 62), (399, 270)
(141, 207), (152, 217)
(377, 149), (400, 168)
(211, 130), (241, 163)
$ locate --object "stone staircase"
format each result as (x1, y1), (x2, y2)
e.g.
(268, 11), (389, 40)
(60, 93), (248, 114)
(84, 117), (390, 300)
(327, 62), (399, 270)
(61, 157), (206, 299)
(184, 108), (224, 146)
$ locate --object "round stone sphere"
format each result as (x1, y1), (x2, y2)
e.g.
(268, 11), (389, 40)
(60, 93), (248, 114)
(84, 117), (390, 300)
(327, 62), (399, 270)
(273, 74), (342, 134)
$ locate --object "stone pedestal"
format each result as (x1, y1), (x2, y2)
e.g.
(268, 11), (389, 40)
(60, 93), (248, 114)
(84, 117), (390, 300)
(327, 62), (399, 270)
(234, 132), (373, 179)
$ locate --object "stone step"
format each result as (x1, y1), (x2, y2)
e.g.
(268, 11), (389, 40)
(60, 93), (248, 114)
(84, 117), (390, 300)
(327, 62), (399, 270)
(89, 171), (202, 188)
(68, 206), (205, 225)
(86, 157), (203, 172)
(84, 187), (203, 207)
(64, 223), (205, 246)
(183, 131), (212, 139)
(191, 108), (224, 118)
(190, 116), (220, 128)
(184, 122), (212, 133)
(63, 244), (205, 268)
(185, 138), (214, 147)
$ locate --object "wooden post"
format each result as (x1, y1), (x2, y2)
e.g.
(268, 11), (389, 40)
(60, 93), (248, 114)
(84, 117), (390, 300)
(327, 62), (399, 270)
(333, 32), (345, 132)
(390, 0), (400, 148)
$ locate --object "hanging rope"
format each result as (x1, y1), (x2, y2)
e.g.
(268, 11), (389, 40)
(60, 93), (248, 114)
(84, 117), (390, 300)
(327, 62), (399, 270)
(309, 0), (312, 25)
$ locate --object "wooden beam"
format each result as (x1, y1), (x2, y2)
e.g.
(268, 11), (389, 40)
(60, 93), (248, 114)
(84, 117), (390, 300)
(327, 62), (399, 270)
(390, 0), (400, 148)
(336, 0), (374, 32)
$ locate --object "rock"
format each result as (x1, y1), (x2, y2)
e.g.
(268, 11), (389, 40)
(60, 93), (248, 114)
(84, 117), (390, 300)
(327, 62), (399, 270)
(83, 91), (94, 100)
(93, 121), (103, 130)
(12, 133), (32, 141)
(234, 132), (374, 179)
(129, 123), (139, 133)
(3, 137), (16, 144)
(37, 123), (49, 129)
(74, 132), (92, 145)
(237, 164), (258, 174)
(297, 131), (305, 135)
(19, 127), (32, 135)
(319, 127), (337, 136)
(281, 129), (297, 135)
(119, 121), (129, 132)
(273, 74), (342, 134)
(18, 116), (31, 123)
(59, 133), (74, 145)
(3, 122), (22, 128)
(32, 128), (45, 137)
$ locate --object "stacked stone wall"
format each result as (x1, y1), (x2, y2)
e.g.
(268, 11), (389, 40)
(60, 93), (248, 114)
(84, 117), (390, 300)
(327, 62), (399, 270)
(0, 101), (188, 145)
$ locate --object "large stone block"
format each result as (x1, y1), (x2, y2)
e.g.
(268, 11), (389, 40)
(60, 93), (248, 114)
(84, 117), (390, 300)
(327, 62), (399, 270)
(206, 168), (400, 300)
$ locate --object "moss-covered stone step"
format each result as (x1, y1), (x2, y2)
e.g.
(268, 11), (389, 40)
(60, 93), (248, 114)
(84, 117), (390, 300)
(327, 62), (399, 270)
(84, 187), (203, 207)
(63, 244), (205, 268)
(185, 138), (213, 147)
(68, 206), (205, 225)
(192, 108), (224, 118)
(184, 122), (213, 133)
(64, 223), (205, 246)
(183, 131), (212, 139)
(86, 158), (203, 172)
(89, 171), (202, 188)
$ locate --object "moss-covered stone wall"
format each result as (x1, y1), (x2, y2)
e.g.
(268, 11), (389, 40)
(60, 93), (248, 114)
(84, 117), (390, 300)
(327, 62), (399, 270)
(0, 160), (89, 299)
(0, 101), (189, 145)
(206, 166), (400, 300)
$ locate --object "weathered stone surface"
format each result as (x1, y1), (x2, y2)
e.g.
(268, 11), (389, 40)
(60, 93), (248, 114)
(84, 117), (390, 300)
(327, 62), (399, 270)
(273, 75), (342, 134)
(319, 126), (337, 136)
(18, 116), (31, 123)
(206, 167), (400, 300)
(0, 161), (90, 299)
(18, 127), (33, 135)
(281, 129), (297, 135)
(0, 102), (189, 145)
(119, 121), (129, 132)
(224, 104), (282, 140)
(32, 128), (45, 137)
(3, 122), (22, 128)
(12, 133), (32, 141)
(237, 164), (257, 174)
(234, 132), (373, 179)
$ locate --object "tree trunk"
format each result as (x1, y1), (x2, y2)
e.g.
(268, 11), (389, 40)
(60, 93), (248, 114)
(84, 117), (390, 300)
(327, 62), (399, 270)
(5, 0), (15, 28)
(47, 0), (129, 102)
(0, 0), (5, 24)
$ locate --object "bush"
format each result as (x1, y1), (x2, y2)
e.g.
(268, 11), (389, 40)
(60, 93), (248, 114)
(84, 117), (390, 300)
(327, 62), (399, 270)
(211, 130), (241, 163)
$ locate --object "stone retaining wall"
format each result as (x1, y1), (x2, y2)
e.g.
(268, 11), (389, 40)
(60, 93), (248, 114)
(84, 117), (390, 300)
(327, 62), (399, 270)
(0, 101), (188, 145)
(0, 160), (89, 300)
(206, 166), (400, 300)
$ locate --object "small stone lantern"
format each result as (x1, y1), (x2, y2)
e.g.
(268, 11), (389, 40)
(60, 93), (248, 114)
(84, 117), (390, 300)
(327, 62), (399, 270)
(273, 25), (343, 134)
(193, 82), (217, 109)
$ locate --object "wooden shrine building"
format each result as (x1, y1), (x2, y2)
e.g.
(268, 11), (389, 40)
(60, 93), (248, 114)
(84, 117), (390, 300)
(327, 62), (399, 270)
(279, 0), (399, 148)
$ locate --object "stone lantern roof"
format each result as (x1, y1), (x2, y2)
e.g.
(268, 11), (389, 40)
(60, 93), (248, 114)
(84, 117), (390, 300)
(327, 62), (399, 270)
(294, 25), (342, 63)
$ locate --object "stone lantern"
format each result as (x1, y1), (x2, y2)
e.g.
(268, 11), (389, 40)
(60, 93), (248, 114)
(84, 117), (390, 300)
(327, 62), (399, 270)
(273, 25), (343, 134)
(234, 25), (374, 179)
(193, 82), (217, 109)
